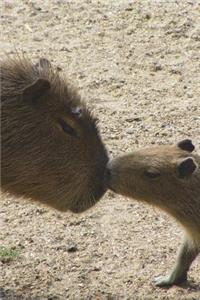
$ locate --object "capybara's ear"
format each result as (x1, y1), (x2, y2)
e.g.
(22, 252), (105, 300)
(178, 157), (198, 179)
(22, 78), (51, 102)
(177, 139), (195, 152)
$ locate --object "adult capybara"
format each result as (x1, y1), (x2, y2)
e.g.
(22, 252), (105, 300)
(1, 57), (108, 213)
(107, 139), (200, 286)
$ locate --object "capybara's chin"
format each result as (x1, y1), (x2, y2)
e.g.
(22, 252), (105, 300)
(1, 56), (108, 212)
(68, 182), (107, 213)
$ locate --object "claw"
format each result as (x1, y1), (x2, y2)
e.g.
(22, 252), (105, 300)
(154, 273), (187, 287)
(154, 275), (173, 287)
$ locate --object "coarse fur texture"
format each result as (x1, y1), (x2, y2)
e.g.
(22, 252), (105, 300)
(107, 139), (200, 287)
(1, 56), (108, 213)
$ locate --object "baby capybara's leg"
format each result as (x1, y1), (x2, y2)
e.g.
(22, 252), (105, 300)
(155, 238), (199, 287)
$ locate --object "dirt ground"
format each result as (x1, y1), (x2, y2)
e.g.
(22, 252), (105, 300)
(1, 0), (200, 299)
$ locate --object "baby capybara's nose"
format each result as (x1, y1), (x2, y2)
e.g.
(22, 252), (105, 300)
(105, 158), (117, 189)
(105, 159), (120, 192)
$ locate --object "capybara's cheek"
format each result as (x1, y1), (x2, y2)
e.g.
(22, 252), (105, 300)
(68, 168), (108, 213)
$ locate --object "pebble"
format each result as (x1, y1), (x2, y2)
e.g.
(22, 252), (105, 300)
(170, 67), (182, 75)
(67, 244), (78, 253)
(152, 63), (162, 71)
(33, 36), (43, 42)
(125, 117), (142, 122)
(144, 13), (151, 20)
(126, 128), (135, 134)
(187, 93), (194, 98)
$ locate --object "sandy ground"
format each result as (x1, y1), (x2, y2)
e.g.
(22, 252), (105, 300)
(1, 0), (200, 299)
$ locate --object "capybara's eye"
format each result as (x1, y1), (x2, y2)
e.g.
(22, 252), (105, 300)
(144, 170), (160, 179)
(59, 120), (77, 137)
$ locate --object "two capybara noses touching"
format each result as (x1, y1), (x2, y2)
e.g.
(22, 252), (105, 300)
(1, 56), (199, 287)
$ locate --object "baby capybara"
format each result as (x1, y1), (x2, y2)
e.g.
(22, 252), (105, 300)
(107, 139), (200, 286)
(1, 57), (108, 213)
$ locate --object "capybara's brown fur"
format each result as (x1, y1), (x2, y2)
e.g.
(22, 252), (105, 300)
(107, 139), (200, 286)
(1, 57), (108, 213)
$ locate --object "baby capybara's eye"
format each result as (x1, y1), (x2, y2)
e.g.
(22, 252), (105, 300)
(144, 170), (161, 179)
(59, 120), (77, 137)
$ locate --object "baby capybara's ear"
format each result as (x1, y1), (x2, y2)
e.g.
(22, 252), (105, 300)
(177, 157), (198, 179)
(177, 139), (195, 152)
(22, 78), (51, 103)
